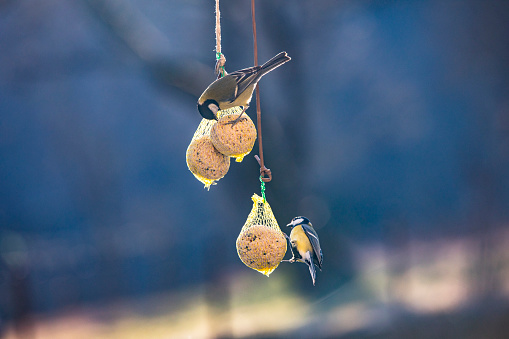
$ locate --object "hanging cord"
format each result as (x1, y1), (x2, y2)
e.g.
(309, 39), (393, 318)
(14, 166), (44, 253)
(215, 0), (226, 78)
(252, 0), (272, 184)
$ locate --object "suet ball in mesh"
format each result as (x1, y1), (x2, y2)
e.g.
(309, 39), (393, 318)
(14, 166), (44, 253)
(237, 224), (287, 276)
(186, 135), (230, 184)
(210, 113), (257, 161)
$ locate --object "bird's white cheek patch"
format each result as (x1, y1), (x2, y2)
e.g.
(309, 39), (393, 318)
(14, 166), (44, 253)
(293, 218), (304, 226)
(208, 103), (219, 114)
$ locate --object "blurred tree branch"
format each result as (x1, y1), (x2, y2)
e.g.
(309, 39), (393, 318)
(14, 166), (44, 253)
(84, 0), (213, 98)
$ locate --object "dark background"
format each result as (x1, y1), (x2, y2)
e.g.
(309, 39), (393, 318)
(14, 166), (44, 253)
(1, 0), (509, 338)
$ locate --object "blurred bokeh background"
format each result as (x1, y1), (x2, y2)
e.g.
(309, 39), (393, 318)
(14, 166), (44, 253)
(1, 0), (509, 338)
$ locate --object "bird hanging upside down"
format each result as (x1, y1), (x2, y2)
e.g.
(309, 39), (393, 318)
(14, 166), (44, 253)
(197, 51), (291, 124)
(284, 216), (323, 285)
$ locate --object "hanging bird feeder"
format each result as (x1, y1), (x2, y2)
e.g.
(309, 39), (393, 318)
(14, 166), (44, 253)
(189, 0), (291, 278)
(236, 193), (287, 276)
(186, 107), (254, 189)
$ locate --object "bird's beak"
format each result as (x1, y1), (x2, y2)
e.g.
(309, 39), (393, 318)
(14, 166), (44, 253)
(286, 222), (294, 227)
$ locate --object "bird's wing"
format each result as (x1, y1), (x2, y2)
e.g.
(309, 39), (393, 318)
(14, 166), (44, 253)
(301, 224), (323, 269)
(228, 66), (262, 102)
(285, 234), (298, 259)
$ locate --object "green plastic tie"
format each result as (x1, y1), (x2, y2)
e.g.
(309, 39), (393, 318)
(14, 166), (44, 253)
(216, 52), (226, 78)
(260, 176), (266, 202)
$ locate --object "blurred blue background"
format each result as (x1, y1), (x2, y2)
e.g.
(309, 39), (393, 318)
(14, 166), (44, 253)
(1, 0), (509, 338)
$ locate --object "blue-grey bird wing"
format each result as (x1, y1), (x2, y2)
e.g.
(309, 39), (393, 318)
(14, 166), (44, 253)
(226, 52), (290, 103)
(228, 66), (262, 102)
(301, 224), (323, 269)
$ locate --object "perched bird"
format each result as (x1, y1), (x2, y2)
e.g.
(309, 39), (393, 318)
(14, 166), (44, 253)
(284, 216), (323, 285)
(197, 51), (291, 123)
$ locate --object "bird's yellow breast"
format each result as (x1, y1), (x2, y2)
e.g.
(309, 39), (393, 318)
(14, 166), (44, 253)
(290, 225), (313, 254)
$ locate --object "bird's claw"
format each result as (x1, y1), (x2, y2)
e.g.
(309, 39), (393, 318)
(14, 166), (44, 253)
(225, 116), (247, 127)
(224, 106), (249, 127)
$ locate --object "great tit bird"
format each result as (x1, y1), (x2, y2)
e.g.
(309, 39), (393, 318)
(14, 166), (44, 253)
(197, 51), (291, 123)
(284, 216), (323, 285)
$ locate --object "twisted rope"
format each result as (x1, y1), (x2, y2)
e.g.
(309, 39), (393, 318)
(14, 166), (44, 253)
(215, 0), (226, 78)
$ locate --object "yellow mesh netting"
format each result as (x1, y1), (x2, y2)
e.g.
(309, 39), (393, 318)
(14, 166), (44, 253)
(186, 107), (255, 189)
(236, 194), (287, 276)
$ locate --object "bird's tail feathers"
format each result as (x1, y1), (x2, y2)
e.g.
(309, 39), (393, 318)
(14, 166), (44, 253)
(307, 260), (317, 286)
(260, 51), (291, 76)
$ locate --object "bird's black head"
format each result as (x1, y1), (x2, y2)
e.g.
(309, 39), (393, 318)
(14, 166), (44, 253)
(197, 99), (219, 120)
(287, 216), (311, 228)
